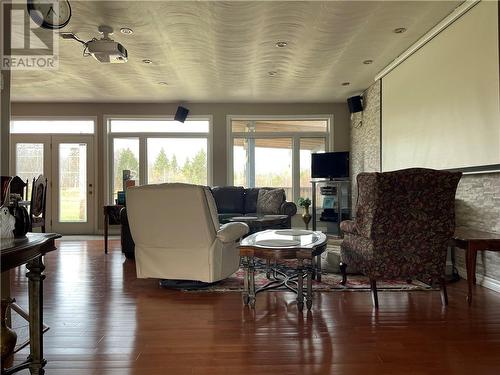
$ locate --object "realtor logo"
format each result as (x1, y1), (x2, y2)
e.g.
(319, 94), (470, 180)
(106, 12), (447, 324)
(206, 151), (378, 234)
(1, 0), (59, 70)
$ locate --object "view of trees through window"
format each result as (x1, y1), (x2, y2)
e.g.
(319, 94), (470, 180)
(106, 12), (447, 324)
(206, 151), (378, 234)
(148, 147), (207, 185)
(15, 143), (44, 199)
(110, 119), (210, 202)
(113, 139), (139, 198)
(59, 143), (87, 222)
(112, 138), (208, 198)
(147, 138), (207, 185)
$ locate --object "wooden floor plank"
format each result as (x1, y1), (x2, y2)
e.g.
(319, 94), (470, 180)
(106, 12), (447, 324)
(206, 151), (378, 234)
(8, 239), (500, 374)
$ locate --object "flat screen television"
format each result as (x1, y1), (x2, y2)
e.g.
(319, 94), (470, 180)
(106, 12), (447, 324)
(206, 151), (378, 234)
(311, 152), (349, 179)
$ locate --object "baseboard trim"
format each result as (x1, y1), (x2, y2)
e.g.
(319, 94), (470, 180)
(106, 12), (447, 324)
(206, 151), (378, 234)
(456, 266), (500, 294)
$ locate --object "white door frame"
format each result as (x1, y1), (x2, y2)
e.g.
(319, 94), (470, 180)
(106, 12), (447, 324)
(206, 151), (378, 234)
(10, 134), (97, 234)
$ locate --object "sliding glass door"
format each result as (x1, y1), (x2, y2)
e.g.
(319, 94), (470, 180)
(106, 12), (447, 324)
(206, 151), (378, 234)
(229, 117), (331, 202)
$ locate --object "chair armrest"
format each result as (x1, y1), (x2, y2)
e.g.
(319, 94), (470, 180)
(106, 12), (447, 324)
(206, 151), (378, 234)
(340, 220), (357, 235)
(280, 201), (297, 217)
(217, 222), (249, 243)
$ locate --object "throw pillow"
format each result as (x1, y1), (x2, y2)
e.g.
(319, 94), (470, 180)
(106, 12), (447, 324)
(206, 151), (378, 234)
(256, 189), (284, 215)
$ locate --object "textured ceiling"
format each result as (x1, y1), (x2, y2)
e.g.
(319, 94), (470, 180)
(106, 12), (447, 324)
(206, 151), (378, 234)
(11, 1), (461, 103)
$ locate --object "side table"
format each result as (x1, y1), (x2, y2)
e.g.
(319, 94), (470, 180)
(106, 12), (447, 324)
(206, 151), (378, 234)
(103, 205), (123, 254)
(452, 226), (500, 304)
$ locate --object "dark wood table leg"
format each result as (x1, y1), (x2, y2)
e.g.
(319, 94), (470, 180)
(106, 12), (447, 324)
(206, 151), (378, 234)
(306, 261), (313, 310)
(297, 259), (304, 311)
(248, 257), (256, 308)
(315, 254), (322, 282)
(26, 256), (46, 375)
(465, 244), (477, 305)
(104, 209), (108, 254)
(242, 257), (249, 305)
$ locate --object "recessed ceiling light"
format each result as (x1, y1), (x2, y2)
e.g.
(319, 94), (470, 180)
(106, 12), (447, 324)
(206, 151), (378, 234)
(275, 41), (288, 48)
(393, 27), (407, 34)
(363, 59), (373, 65)
(142, 59), (153, 64)
(268, 71), (278, 77)
(158, 81), (168, 85)
(120, 27), (134, 35)
(341, 82), (350, 86)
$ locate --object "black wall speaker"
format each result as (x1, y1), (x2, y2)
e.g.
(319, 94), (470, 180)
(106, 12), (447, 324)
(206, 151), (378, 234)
(347, 95), (363, 113)
(174, 106), (189, 123)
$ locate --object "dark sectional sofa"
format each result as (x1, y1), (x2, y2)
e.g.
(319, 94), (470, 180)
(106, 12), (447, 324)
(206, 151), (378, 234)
(210, 186), (297, 227)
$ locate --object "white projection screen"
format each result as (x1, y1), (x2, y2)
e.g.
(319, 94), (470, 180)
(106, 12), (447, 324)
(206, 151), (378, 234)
(381, 1), (500, 172)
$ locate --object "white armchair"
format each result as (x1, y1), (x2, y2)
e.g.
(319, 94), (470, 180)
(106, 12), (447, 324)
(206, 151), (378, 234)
(126, 183), (249, 283)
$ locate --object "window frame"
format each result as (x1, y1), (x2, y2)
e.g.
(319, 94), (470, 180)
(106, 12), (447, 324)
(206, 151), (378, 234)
(104, 115), (213, 204)
(226, 115), (333, 203)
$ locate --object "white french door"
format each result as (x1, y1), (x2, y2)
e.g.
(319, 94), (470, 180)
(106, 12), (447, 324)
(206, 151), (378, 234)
(10, 135), (95, 234)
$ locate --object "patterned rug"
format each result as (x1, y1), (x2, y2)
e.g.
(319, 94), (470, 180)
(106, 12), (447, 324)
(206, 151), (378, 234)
(164, 259), (436, 292)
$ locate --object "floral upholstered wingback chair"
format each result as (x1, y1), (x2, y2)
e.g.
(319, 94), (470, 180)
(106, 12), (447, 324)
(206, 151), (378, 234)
(339, 168), (462, 308)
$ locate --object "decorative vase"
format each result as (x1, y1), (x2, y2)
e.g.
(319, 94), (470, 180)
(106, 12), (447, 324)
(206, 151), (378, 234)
(1, 298), (17, 368)
(8, 202), (30, 238)
(0, 206), (15, 239)
(302, 205), (312, 230)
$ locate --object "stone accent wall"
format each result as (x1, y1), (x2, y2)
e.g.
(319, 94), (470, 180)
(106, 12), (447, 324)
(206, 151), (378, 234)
(455, 174), (500, 280)
(350, 80), (500, 285)
(350, 80), (381, 209)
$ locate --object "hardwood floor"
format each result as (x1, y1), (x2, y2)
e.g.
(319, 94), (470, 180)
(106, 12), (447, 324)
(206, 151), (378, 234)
(9, 239), (500, 374)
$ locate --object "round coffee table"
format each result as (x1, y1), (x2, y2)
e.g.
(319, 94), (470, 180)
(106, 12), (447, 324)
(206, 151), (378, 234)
(239, 229), (327, 310)
(229, 215), (288, 234)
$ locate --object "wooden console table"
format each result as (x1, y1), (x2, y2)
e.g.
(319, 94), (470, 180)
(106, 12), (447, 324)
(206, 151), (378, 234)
(103, 205), (123, 254)
(1, 233), (61, 375)
(452, 226), (500, 304)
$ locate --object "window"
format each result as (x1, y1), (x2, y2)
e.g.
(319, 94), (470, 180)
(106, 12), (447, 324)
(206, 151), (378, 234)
(229, 117), (331, 203)
(11, 119), (94, 134)
(59, 143), (87, 222)
(15, 143), (44, 198)
(147, 138), (207, 185)
(108, 117), (211, 203)
(113, 138), (139, 199)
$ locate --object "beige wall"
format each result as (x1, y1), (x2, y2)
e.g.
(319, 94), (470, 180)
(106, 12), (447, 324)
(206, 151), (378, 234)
(11, 101), (350, 230)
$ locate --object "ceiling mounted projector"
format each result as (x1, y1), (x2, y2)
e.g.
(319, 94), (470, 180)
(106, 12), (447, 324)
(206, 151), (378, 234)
(60, 25), (128, 64)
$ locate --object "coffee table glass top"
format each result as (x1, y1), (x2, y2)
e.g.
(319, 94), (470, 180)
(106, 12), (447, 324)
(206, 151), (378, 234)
(240, 229), (326, 249)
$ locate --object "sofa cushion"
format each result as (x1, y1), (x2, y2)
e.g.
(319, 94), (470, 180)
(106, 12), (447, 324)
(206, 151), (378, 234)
(211, 186), (245, 213)
(256, 188), (285, 215)
(243, 188), (261, 213)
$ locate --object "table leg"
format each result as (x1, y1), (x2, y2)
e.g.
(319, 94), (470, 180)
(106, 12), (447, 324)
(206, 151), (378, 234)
(315, 254), (322, 282)
(297, 259), (304, 311)
(306, 261), (313, 310)
(26, 256), (46, 375)
(242, 257), (249, 305)
(104, 210), (108, 254)
(248, 257), (256, 308)
(466, 244), (476, 305)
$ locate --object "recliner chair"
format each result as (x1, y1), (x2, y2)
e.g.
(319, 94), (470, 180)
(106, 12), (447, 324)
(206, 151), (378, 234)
(126, 183), (249, 283)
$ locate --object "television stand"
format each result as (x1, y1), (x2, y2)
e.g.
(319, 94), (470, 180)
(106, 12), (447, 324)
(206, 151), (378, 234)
(311, 179), (351, 237)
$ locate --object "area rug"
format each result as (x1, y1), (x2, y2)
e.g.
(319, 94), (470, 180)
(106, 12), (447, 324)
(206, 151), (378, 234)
(168, 259), (436, 292)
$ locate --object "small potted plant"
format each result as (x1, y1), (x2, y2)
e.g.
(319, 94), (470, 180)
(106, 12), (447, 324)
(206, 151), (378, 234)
(298, 197), (312, 230)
